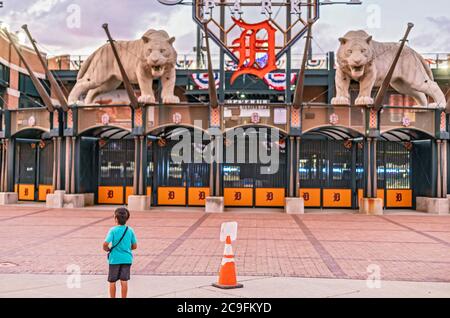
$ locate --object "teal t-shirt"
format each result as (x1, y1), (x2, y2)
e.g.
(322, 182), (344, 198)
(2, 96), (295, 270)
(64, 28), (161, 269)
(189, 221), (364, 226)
(105, 225), (137, 265)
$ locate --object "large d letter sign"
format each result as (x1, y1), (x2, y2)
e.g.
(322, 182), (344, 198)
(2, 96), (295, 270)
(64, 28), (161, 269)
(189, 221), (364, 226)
(230, 18), (277, 84)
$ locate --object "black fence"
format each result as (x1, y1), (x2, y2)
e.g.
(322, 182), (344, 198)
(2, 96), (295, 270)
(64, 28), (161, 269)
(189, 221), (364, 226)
(299, 139), (356, 189)
(148, 128), (210, 206)
(99, 139), (134, 187)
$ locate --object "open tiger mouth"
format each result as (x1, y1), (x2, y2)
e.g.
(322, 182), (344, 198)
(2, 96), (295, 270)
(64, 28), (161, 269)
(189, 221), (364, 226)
(351, 66), (364, 72)
(152, 65), (162, 72)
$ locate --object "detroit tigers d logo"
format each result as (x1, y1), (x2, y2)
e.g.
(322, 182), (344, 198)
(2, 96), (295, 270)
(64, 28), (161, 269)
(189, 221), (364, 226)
(230, 18), (277, 84)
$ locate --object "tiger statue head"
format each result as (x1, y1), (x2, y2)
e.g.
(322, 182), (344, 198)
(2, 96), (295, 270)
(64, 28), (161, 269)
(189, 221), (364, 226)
(337, 30), (374, 80)
(141, 29), (177, 78)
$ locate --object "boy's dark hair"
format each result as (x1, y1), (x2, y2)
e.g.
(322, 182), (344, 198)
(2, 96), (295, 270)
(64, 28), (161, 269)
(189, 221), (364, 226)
(114, 208), (130, 225)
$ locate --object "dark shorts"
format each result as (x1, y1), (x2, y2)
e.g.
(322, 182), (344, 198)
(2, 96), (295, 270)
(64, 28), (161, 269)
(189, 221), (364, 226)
(108, 264), (131, 283)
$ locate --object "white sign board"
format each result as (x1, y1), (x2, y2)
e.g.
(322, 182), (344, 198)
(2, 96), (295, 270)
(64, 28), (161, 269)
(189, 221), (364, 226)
(220, 221), (238, 242)
(240, 107), (270, 118)
(273, 108), (287, 124)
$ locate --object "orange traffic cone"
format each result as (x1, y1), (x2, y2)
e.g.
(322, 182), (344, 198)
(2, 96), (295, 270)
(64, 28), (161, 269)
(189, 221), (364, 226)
(212, 235), (243, 289)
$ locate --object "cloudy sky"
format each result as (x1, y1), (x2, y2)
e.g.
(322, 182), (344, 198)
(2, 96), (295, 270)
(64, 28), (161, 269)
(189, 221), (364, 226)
(1, 0), (449, 62)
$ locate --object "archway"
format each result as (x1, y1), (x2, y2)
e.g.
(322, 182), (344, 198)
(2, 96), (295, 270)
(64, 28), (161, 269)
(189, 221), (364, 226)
(147, 125), (211, 207)
(78, 126), (134, 205)
(377, 128), (435, 209)
(221, 125), (288, 208)
(299, 126), (365, 209)
(12, 128), (54, 201)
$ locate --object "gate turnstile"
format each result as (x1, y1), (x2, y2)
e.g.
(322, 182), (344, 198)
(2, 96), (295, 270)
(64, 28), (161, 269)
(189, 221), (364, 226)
(222, 129), (287, 207)
(147, 130), (210, 206)
(15, 140), (54, 201)
(97, 139), (134, 204)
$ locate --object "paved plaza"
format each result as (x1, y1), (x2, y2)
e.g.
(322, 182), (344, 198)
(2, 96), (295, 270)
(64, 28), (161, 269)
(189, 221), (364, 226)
(0, 205), (449, 285)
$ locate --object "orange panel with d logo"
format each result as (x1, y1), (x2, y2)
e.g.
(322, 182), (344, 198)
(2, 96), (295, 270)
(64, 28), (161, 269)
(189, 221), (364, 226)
(299, 188), (321, 207)
(188, 187), (210, 206)
(38, 185), (54, 201)
(125, 186), (134, 204)
(224, 188), (253, 207)
(386, 189), (412, 208)
(98, 186), (124, 204)
(323, 189), (352, 208)
(158, 187), (186, 205)
(255, 188), (285, 207)
(18, 184), (35, 201)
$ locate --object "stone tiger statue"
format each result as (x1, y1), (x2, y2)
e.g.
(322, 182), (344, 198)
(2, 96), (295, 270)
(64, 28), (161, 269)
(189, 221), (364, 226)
(331, 30), (446, 109)
(68, 29), (179, 105)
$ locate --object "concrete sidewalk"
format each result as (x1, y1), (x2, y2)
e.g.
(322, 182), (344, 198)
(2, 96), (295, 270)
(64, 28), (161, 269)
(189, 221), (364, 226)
(0, 274), (449, 298)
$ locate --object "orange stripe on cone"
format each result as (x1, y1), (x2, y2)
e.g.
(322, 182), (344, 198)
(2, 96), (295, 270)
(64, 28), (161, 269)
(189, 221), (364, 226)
(212, 235), (243, 289)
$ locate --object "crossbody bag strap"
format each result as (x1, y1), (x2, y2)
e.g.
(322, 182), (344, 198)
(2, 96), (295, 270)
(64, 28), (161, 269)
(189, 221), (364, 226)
(109, 226), (129, 253)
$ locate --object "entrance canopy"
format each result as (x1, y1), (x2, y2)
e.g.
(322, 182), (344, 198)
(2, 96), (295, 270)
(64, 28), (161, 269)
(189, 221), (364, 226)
(79, 126), (131, 139)
(302, 126), (364, 140)
(12, 128), (48, 140)
(380, 128), (435, 142)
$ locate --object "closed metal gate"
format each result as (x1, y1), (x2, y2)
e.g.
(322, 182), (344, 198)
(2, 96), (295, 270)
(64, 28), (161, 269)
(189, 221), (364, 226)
(377, 141), (412, 208)
(222, 128), (287, 207)
(148, 130), (210, 206)
(299, 139), (358, 208)
(15, 140), (53, 201)
(97, 139), (134, 204)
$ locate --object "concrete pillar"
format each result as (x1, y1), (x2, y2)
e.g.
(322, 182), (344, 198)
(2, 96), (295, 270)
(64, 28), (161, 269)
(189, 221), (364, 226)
(46, 190), (65, 208)
(359, 198), (383, 215)
(0, 192), (18, 205)
(364, 137), (378, 199)
(288, 136), (294, 197)
(128, 195), (151, 211)
(285, 197), (304, 214)
(64, 136), (71, 194)
(215, 135), (222, 196)
(209, 136), (215, 198)
(139, 135), (145, 196)
(52, 137), (57, 192)
(132, 136), (139, 195)
(205, 196), (224, 213)
(295, 137), (300, 197)
(436, 140), (447, 199)
(360, 136), (383, 215)
(416, 196), (449, 215)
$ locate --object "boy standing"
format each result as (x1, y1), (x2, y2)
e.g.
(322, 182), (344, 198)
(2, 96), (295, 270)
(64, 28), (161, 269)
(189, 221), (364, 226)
(103, 207), (137, 298)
